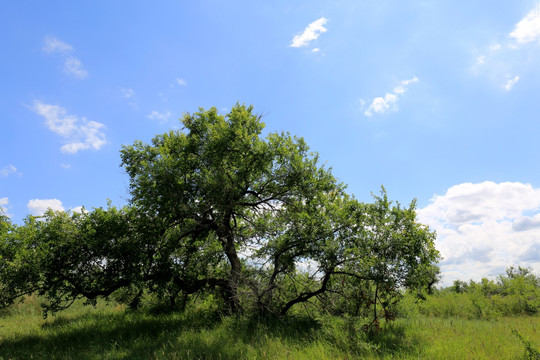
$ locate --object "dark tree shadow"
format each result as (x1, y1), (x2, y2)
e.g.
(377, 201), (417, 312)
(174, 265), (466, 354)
(0, 311), (322, 359)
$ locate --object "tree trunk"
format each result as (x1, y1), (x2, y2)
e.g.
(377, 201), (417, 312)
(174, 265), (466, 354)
(219, 217), (243, 314)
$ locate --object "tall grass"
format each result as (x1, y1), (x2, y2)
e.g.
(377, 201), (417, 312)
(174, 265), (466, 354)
(1, 295), (539, 359)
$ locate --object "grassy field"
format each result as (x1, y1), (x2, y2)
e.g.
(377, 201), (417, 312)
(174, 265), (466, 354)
(0, 296), (539, 359)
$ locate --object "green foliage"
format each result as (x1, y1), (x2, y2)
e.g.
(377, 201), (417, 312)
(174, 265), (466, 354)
(119, 103), (353, 315)
(416, 267), (540, 319)
(317, 190), (439, 331)
(0, 209), (12, 235)
(0, 206), (161, 315)
(1, 104), (439, 329)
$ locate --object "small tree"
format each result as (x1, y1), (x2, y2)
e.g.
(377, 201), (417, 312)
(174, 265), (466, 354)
(320, 190), (439, 330)
(0, 207), (161, 313)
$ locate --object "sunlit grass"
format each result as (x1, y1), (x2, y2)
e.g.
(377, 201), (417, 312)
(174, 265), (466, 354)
(0, 297), (539, 359)
(399, 315), (540, 359)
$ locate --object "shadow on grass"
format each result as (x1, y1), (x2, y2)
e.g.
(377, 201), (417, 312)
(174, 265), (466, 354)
(0, 311), (322, 360)
(368, 321), (423, 357)
(313, 317), (424, 359)
(0, 309), (423, 359)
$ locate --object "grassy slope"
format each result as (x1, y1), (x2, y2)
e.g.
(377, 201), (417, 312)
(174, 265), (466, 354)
(1, 298), (539, 360)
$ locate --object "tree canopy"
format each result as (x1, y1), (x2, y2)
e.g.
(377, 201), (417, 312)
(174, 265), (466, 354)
(0, 104), (439, 326)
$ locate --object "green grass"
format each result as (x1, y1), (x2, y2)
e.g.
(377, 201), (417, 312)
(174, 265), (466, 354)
(396, 316), (540, 359)
(1, 298), (539, 359)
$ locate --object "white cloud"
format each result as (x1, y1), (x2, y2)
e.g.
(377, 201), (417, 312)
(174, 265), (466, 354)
(510, 8), (540, 44)
(43, 36), (73, 54)
(70, 206), (87, 214)
(364, 94), (397, 117)
(503, 75), (519, 91)
(364, 77), (418, 117)
(0, 164), (20, 178)
(472, 43), (502, 74)
(147, 110), (172, 123)
(43, 36), (88, 79)
(290, 17), (328, 48)
(474, 7), (540, 88)
(176, 78), (187, 86)
(400, 77), (419, 86)
(417, 181), (540, 286)
(61, 142), (90, 154)
(472, 49), (520, 86)
(513, 214), (540, 232)
(64, 57), (88, 78)
(27, 198), (65, 216)
(393, 76), (419, 94)
(476, 56), (486, 66)
(0, 197), (8, 215)
(311, 48), (320, 53)
(295, 258), (322, 276)
(32, 101), (107, 154)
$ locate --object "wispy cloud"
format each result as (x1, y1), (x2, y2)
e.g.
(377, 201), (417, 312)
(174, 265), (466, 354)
(418, 181), (540, 285)
(290, 17), (328, 48)
(475, 55), (487, 66)
(147, 110), (172, 123)
(121, 88), (138, 109)
(471, 43), (518, 89)
(0, 197), (8, 215)
(43, 36), (88, 79)
(63, 57), (88, 78)
(176, 78), (187, 86)
(121, 88), (135, 98)
(364, 77), (418, 117)
(0, 164), (21, 178)
(27, 198), (65, 216)
(510, 8), (540, 44)
(473, 6), (540, 90)
(32, 101), (107, 154)
(503, 75), (520, 91)
(43, 36), (73, 54)
(364, 94), (398, 117)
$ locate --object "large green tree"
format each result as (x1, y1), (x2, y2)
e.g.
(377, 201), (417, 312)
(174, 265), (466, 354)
(0, 104), (439, 321)
(120, 104), (346, 313)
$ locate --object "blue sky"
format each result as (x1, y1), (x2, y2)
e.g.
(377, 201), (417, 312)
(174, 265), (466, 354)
(2, 1), (540, 285)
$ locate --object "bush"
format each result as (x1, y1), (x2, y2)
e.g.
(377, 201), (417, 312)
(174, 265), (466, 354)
(415, 267), (540, 319)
